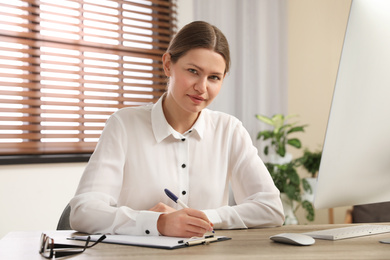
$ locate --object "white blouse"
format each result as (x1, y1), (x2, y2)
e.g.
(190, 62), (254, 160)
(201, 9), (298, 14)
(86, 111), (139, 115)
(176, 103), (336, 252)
(70, 95), (284, 236)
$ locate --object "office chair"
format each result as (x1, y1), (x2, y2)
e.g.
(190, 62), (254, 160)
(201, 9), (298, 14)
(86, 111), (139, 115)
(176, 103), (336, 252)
(56, 203), (72, 230)
(345, 202), (390, 223)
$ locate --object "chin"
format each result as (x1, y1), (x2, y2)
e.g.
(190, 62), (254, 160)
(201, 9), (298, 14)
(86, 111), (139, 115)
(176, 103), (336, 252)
(193, 103), (208, 111)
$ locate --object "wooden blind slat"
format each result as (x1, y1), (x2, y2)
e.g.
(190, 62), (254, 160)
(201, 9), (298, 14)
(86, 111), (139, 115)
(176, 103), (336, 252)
(0, 116), (107, 123)
(0, 125), (103, 131)
(0, 81), (166, 91)
(0, 97), (162, 108)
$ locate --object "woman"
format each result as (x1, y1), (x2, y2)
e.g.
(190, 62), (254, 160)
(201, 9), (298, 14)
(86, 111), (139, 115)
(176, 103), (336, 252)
(70, 21), (284, 238)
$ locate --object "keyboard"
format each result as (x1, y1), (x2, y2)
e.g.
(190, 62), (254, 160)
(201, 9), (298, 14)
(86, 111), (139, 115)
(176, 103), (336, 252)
(304, 224), (390, 240)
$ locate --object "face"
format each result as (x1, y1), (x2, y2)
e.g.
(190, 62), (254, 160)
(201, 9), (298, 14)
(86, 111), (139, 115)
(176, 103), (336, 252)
(162, 48), (226, 115)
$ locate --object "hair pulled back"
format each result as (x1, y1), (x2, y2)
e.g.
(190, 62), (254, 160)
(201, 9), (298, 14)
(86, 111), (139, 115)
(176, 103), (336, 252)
(166, 21), (231, 74)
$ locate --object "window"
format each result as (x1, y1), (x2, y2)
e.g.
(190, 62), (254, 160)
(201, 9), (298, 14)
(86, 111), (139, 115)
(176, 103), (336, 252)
(0, 0), (177, 164)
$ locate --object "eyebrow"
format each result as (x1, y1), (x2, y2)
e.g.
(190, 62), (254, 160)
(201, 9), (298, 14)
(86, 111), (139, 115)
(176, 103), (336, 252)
(188, 63), (224, 76)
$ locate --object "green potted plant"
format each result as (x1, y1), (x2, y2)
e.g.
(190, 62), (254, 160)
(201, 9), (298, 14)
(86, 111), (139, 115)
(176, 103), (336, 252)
(256, 114), (314, 224)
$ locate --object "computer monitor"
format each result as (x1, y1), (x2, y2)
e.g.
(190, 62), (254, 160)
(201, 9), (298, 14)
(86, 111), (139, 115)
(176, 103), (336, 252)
(314, 0), (390, 209)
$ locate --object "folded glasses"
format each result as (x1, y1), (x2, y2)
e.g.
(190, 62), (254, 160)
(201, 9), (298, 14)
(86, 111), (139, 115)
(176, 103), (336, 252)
(39, 233), (106, 259)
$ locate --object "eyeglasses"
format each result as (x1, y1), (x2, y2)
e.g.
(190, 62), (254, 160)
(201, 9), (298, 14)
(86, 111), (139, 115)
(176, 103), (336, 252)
(39, 233), (106, 259)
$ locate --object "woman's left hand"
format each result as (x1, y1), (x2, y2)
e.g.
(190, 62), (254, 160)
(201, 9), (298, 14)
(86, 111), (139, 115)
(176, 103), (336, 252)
(148, 202), (176, 213)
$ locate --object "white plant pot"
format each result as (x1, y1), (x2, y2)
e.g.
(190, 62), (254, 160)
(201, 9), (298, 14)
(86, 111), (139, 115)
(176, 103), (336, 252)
(280, 193), (298, 225)
(268, 153), (293, 165)
(268, 153), (298, 224)
(302, 177), (317, 203)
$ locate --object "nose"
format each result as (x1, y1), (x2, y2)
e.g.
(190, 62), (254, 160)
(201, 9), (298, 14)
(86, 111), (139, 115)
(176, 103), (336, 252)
(194, 77), (207, 93)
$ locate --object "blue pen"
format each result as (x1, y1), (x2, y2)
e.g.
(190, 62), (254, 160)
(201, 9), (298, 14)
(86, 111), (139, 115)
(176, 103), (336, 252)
(164, 188), (189, 209)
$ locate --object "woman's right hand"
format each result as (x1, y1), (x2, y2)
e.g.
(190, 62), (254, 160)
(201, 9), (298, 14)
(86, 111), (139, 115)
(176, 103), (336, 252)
(157, 208), (214, 238)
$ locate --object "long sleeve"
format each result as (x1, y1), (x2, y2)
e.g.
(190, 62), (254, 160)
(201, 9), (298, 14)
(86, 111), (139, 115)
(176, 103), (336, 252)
(70, 113), (162, 236)
(203, 120), (285, 229)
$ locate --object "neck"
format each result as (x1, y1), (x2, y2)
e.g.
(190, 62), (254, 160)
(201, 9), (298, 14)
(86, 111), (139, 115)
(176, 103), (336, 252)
(162, 94), (200, 134)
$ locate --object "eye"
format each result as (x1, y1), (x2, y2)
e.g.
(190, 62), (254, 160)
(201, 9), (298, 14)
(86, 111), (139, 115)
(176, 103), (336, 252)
(209, 75), (221, 81)
(188, 68), (198, 74)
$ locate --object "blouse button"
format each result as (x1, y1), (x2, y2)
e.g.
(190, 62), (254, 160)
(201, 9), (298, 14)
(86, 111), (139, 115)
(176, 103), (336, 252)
(181, 138), (185, 141)
(182, 191), (187, 195)
(181, 164), (186, 168)
(145, 230), (150, 235)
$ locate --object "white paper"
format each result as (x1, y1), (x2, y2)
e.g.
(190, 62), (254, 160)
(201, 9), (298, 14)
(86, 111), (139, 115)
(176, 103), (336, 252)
(71, 234), (228, 249)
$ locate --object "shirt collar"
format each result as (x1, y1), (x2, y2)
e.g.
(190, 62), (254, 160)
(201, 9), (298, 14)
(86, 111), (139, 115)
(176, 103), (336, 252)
(151, 94), (205, 143)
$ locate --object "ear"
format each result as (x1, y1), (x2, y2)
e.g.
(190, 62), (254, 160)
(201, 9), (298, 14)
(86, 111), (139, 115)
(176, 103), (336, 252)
(162, 53), (172, 77)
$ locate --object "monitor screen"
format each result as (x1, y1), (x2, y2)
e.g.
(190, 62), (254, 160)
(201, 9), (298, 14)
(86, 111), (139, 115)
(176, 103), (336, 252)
(314, 0), (390, 209)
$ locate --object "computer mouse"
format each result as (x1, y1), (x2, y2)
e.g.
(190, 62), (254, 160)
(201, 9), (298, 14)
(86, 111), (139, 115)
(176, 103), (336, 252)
(269, 233), (315, 246)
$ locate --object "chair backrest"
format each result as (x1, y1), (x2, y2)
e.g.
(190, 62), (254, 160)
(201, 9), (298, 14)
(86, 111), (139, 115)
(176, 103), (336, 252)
(352, 202), (390, 223)
(57, 204), (72, 230)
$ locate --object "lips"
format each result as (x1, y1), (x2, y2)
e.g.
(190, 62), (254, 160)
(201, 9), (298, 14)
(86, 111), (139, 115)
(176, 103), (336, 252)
(188, 94), (205, 104)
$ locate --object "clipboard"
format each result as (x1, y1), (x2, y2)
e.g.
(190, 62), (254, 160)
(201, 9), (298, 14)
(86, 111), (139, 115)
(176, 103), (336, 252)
(70, 234), (231, 250)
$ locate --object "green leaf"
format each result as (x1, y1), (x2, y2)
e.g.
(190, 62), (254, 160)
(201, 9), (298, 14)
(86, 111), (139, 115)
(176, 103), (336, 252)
(287, 125), (306, 134)
(278, 124), (292, 134)
(287, 169), (300, 186)
(277, 144), (286, 157)
(264, 146), (269, 155)
(285, 185), (300, 201)
(271, 114), (285, 132)
(257, 130), (273, 140)
(255, 114), (274, 126)
(287, 138), (301, 148)
(302, 200), (315, 221)
(284, 185), (296, 201)
(302, 178), (312, 194)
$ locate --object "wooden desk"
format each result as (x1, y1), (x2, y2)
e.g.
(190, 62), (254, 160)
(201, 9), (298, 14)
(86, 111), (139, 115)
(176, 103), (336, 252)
(1, 224), (390, 260)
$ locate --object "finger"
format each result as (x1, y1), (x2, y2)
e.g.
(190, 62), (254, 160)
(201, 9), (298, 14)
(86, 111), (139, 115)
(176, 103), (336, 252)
(187, 219), (213, 233)
(184, 209), (211, 222)
(184, 209), (214, 229)
(182, 214), (213, 234)
(185, 225), (209, 237)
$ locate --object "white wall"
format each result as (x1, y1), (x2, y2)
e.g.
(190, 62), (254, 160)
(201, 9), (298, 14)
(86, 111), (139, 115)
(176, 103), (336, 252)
(177, 0), (193, 28)
(0, 163), (85, 238)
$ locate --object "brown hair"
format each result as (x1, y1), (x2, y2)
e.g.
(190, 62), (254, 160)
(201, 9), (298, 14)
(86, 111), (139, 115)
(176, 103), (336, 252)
(166, 21), (231, 74)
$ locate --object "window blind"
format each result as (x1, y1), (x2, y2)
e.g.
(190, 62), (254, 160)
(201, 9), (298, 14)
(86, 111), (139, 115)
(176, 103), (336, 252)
(0, 0), (176, 158)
